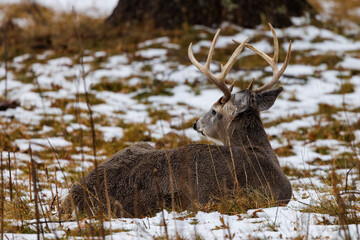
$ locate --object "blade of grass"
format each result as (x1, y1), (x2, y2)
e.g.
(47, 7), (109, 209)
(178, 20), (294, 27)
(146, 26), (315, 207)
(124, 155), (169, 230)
(30, 144), (41, 240)
(2, 21), (8, 99)
(1, 152), (4, 240)
(73, 9), (104, 239)
(104, 168), (113, 239)
(28, 161), (32, 201)
(75, 77), (85, 177)
(7, 151), (13, 201)
(331, 160), (350, 239)
(34, 77), (47, 117)
(54, 166), (62, 225)
(207, 144), (222, 195)
(154, 168), (169, 240)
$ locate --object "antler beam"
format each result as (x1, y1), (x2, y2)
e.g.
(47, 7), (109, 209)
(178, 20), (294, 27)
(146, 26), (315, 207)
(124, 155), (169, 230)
(233, 23), (292, 93)
(188, 29), (248, 103)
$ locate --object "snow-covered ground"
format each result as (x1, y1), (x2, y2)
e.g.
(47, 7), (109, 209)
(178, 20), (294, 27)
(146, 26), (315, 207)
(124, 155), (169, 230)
(1, 1), (360, 240)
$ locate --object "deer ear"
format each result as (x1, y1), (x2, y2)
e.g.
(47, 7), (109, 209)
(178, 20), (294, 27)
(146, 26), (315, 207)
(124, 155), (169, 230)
(255, 87), (283, 111)
(232, 90), (251, 116)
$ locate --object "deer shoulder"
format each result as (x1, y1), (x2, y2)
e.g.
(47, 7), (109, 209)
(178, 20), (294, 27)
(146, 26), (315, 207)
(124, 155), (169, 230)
(62, 24), (292, 217)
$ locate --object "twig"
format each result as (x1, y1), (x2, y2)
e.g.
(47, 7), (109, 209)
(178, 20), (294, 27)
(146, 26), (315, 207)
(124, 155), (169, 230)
(34, 77), (47, 117)
(3, 22), (8, 100)
(154, 168), (169, 240)
(73, 9), (104, 240)
(104, 168), (113, 240)
(207, 144), (222, 194)
(338, 74), (359, 193)
(7, 151), (13, 201)
(1, 152), (4, 240)
(38, 192), (50, 233)
(159, 120), (176, 213)
(54, 167), (61, 225)
(331, 162), (350, 239)
(340, 191), (360, 195)
(75, 77), (85, 177)
(45, 137), (69, 187)
(229, 136), (240, 190)
(28, 161), (32, 201)
(29, 144), (41, 240)
(45, 168), (55, 209)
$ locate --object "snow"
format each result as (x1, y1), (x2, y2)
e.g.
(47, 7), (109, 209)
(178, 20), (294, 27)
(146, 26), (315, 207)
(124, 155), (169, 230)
(280, 64), (316, 77)
(1, 3), (360, 238)
(15, 137), (72, 151)
(138, 37), (170, 49)
(136, 49), (168, 59)
(337, 56), (360, 71)
(13, 53), (31, 63)
(2, 209), (350, 239)
(107, 54), (129, 65)
(97, 126), (124, 141)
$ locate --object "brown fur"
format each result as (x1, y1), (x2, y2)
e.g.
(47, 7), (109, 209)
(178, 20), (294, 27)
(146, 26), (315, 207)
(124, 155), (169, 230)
(61, 91), (292, 217)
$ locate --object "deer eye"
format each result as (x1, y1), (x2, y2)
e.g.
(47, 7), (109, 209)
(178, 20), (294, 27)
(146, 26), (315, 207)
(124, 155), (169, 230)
(212, 110), (216, 115)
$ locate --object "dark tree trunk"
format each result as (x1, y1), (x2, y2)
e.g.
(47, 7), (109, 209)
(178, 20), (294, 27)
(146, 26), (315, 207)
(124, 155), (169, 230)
(106, 0), (313, 29)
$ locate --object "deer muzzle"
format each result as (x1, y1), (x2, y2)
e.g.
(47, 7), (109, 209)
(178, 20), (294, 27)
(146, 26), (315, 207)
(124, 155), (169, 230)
(193, 120), (198, 130)
(193, 120), (205, 136)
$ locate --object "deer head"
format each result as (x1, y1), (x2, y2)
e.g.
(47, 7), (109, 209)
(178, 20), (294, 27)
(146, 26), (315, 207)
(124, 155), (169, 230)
(190, 24), (292, 145)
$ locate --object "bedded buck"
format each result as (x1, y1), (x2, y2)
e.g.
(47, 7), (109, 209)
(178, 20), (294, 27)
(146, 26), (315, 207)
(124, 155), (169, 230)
(62, 24), (292, 217)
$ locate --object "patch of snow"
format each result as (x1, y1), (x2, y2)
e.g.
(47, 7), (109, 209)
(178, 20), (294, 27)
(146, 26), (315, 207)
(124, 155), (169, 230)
(12, 18), (32, 28)
(66, 123), (89, 133)
(92, 66), (133, 80)
(47, 57), (73, 66)
(337, 56), (360, 71)
(280, 64), (316, 77)
(82, 56), (95, 63)
(107, 54), (129, 65)
(94, 51), (107, 58)
(138, 37), (170, 48)
(13, 54), (31, 63)
(28, 0), (118, 18)
(15, 137), (72, 151)
(97, 126), (124, 141)
(36, 50), (54, 60)
(291, 16), (309, 26)
(135, 49), (168, 59)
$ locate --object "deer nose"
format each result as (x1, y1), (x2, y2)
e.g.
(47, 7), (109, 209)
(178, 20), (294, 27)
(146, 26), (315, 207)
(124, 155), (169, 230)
(193, 120), (198, 130)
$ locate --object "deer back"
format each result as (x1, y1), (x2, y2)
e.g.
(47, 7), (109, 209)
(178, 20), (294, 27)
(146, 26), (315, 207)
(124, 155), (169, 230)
(63, 141), (291, 217)
(62, 24), (293, 217)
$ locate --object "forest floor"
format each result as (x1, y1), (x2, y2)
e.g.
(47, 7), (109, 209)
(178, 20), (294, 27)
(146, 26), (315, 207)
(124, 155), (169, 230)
(1, 1), (360, 239)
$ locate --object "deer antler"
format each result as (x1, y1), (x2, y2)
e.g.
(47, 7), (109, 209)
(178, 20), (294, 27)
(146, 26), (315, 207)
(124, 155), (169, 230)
(233, 23), (292, 93)
(188, 29), (248, 103)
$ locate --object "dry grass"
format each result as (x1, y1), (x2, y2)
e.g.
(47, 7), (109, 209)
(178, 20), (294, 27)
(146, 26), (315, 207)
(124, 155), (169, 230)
(308, 0), (360, 34)
(1, 1), (360, 239)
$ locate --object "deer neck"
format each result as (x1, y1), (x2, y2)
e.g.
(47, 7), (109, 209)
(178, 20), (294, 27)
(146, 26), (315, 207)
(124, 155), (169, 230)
(227, 108), (272, 150)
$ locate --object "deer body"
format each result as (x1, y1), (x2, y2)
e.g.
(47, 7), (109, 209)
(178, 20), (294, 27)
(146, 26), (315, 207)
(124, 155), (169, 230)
(63, 108), (291, 217)
(62, 24), (292, 217)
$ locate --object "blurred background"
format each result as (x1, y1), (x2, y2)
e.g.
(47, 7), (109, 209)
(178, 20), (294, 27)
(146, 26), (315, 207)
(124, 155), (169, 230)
(0, 0), (359, 57)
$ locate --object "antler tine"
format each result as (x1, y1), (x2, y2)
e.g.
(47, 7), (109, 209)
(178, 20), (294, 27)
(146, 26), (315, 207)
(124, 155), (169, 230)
(188, 29), (247, 103)
(233, 23), (292, 93)
(252, 39), (291, 93)
(188, 29), (221, 74)
(270, 23), (279, 68)
(205, 29), (221, 69)
(220, 37), (248, 80)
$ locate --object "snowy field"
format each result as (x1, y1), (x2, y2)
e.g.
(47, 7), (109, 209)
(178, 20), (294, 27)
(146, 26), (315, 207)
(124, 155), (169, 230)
(1, 1), (360, 240)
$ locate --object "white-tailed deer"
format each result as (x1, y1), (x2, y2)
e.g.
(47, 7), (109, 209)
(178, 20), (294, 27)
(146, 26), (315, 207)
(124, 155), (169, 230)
(62, 24), (292, 217)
